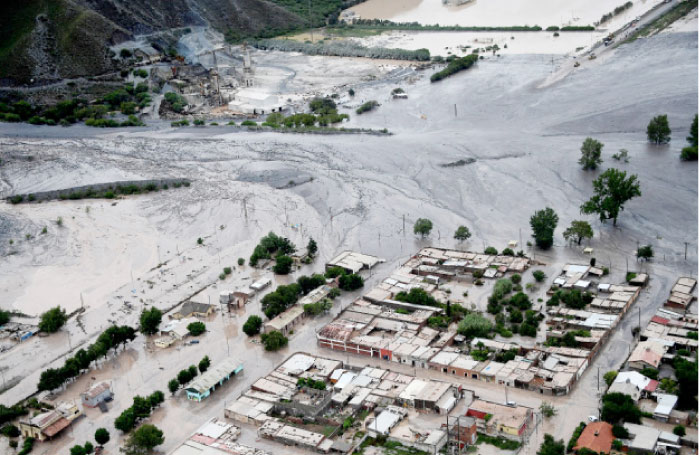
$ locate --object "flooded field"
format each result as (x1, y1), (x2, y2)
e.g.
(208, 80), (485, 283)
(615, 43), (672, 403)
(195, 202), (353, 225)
(347, 0), (665, 28)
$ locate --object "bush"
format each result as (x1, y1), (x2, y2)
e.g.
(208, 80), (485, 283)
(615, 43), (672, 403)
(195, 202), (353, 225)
(241, 120), (257, 126)
(238, 257), (245, 266)
(356, 101), (379, 115)
(484, 246), (498, 255)
(243, 315), (263, 336)
(604, 371), (618, 386)
(567, 422), (587, 452)
(637, 245), (653, 261)
(187, 322), (206, 336)
(612, 424), (629, 439)
(501, 248), (515, 256)
(510, 273), (521, 284)
(532, 270), (546, 282)
(431, 54), (478, 82)
(458, 313), (493, 339)
(673, 425), (686, 437)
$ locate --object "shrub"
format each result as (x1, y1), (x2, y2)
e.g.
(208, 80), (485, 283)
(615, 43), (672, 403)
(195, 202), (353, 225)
(501, 248), (515, 256)
(637, 245), (653, 261)
(510, 274), (521, 284)
(484, 246), (498, 255)
(339, 273), (364, 291)
(458, 313), (493, 338)
(356, 101), (379, 115)
(273, 255), (294, 274)
(39, 306), (67, 333)
(431, 54), (478, 82)
(673, 425), (686, 437)
(241, 120), (257, 126)
(237, 258), (245, 266)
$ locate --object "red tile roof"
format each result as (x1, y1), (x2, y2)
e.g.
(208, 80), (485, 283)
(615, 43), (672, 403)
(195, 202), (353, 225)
(42, 417), (70, 438)
(574, 422), (614, 455)
(651, 315), (669, 325)
(644, 379), (659, 392)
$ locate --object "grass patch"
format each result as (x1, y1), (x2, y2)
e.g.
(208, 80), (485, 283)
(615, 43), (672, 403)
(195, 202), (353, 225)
(477, 434), (520, 451)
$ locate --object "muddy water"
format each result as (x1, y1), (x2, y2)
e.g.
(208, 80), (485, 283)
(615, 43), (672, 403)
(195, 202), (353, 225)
(348, 0), (664, 27)
(350, 30), (604, 56)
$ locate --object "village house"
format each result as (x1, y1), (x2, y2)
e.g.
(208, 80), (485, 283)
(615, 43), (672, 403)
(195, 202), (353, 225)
(573, 421), (614, 454)
(171, 301), (215, 320)
(185, 357), (243, 401)
(80, 381), (113, 408)
(19, 402), (82, 441)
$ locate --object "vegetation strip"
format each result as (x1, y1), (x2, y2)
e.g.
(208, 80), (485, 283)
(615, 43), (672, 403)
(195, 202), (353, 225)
(252, 38), (431, 61)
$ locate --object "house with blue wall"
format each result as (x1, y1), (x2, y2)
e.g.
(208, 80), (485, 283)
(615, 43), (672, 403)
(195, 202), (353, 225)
(185, 357), (243, 401)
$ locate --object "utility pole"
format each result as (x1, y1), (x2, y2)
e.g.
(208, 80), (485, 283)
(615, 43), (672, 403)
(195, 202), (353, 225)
(454, 104), (457, 117)
(685, 241), (688, 260)
(402, 214), (406, 236)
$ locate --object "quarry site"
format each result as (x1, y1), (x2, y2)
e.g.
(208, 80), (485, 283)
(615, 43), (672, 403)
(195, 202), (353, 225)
(0, 1), (698, 455)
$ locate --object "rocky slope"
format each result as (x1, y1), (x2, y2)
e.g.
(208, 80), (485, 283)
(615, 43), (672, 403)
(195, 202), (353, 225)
(0, 0), (304, 86)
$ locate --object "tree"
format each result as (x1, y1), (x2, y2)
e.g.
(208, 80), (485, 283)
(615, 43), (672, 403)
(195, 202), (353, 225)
(177, 369), (192, 386)
(148, 391), (164, 408)
(188, 365), (198, 378)
(673, 425), (686, 437)
(139, 307), (162, 335)
(121, 424), (164, 455)
(647, 114), (671, 144)
(95, 428), (110, 446)
(306, 238), (318, 257)
(260, 330), (288, 351)
(457, 313), (493, 339)
(537, 434), (565, 455)
(579, 138), (604, 170)
(114, 408), (136, 432)
(38, 306), (67, 333)
(187, 322), (206, 336)
(413, 218), (433, 237)
(562, 220), (594, 245)
(167, 379), (179, 395)
(530, 207), (559, 249)
(540, 402), (557, 418)
(273, 255), (293, 274)
(612, 424), (629, 439)
(71, 445), (86, 455)
(603, 370), (618, 387)
(454, 225), (471, 241)
(242, 315), (263, 336)
(601, 392), (642, 424)
(0, 309), (10, 326)
(198, 356), (211, 373)
(84, 442), (94, 454)
(580, 168), (641, 226)
(297, 274), (326, 294)
(339, 273), (364, 291)
(681, 114), (698, 160)
(532, 270), (546, 282)
(673, 355), (698, 410)
(637, 245), (653, 261)
(484, 246), (498, 255)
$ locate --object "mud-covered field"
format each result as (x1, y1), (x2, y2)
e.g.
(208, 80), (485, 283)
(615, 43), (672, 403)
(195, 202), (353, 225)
(0, 26), (696, 455)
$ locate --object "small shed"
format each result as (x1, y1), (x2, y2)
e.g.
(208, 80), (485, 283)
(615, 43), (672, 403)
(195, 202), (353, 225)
(81, 382), (113, 408)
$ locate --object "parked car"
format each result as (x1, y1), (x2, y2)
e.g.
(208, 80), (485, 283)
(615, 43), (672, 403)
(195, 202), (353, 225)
(588, 415), (598, 422)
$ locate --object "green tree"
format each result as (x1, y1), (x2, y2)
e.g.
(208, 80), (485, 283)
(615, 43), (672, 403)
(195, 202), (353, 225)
(148, 391), (164, 408)
(198, 356), (211, 373)
(681, 114), (698, 160)
(122, 424), (164, 455)
(242, 315), (263, 336)
(537, 434), (565, 455)
(540, 402), (557, 418)
(186, 321), (206, 336)
(95, 428), (110, 446)
(84, 441), (94, 454)
(647, 114), (671, 144)
(636, 245), (653, 261)
(188, 365), (198, 378)
(457, 313), (493, 339)
(167, 379), (179, 395)
(532, 270), (546, 282)
(413, 218), (433, 238)
(139, 307), (162, 335)
(306, 238), (318, 257)
(71, 445), (86, 455)
(563, 220), (594, 245)
(580, 168), (641, 226)
(454, 225), (471, 241)
(0, 309), (10, 326)
(273, 255), (293, 274)
(177, 369), (192, 385)
(339, 273), (364, 291)
(484, 246), (498, 255)
(260, 330), (288, 351)
(673, 425), (686, 437)
(114, 407), (136, 432)
(673, 355), (698, 410)
(601, 392), (642, 424)
(603, 370), (618, 387)
(38, 306), (67, 333)
(612, 424), (629, 439)
(579, 137), (604, 170)
(530, 207), (559, 249)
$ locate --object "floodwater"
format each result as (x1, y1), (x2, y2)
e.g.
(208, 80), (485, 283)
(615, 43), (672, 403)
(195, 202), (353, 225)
(350, 30), (604, 56)
(347, 0), (665, 28)
(0, 25), (696, 455)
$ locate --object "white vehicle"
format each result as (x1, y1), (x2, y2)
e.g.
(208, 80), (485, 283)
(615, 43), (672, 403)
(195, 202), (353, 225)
(506, 401), (517, 407)
(588, 415), (598, 422)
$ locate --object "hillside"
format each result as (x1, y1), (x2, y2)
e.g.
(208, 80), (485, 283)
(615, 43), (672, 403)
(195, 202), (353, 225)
(0, 0), (306, 86)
